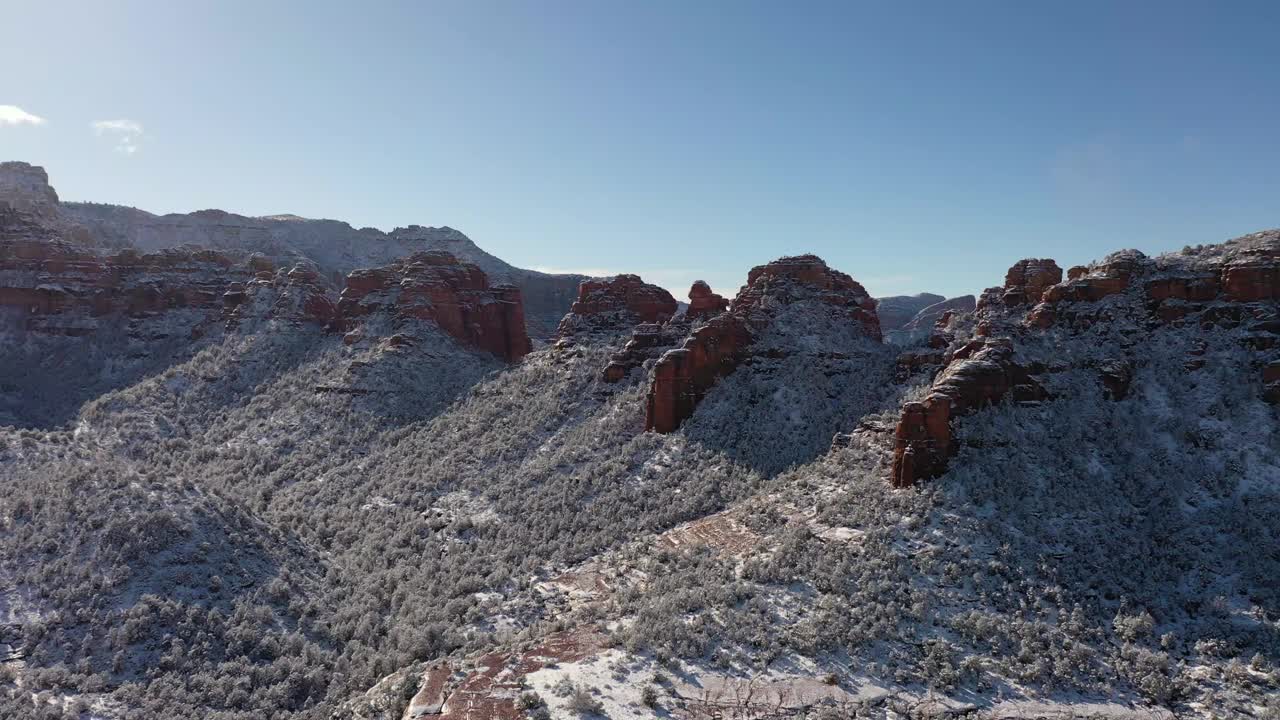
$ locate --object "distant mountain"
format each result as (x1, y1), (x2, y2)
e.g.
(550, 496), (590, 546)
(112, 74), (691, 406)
(875, 292), (944, 332)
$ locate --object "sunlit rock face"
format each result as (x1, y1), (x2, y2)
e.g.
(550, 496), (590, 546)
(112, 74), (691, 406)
(0, 162), (60, 220)
(337, 250), (532, 362)
(685, 279), (729, 322)
(891, 230), (1280, 487)
(555, 273), (678, 338)
(645, 254), (882, 433)
(0, 208), (252, 337)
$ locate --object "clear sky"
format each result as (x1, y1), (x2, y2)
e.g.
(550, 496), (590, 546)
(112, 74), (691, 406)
(2, 1), (1277, 299)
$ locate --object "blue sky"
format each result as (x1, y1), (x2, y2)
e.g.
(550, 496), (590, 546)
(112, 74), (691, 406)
(2, 1), (1277, 298)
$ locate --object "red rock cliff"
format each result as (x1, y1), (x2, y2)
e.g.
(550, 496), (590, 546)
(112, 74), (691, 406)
(891, 338), (1044, 487)
(556, 274), (677, 336)
(0, 209), (250, 336)
(646, 254), (881, 433)
(891, 231), (1280, 487)
(337, 250), (531, 362)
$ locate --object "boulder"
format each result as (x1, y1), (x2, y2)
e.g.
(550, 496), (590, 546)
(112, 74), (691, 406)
(1098, 359), (1134, 400)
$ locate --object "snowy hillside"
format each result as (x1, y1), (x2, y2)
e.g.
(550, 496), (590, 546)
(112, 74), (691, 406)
(1, 162), (1277, 719)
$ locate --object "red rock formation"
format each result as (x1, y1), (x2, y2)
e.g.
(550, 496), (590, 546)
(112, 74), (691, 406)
(893, 233), (1280, 487)
(891, 338), (1045, 487)
(645, 255), (881, 432)
(556, 274), (677, 336)
(686, 280), (728, 321)
(337, 250), (531, 362)
(1223, 259), (1279, 302)
(891, 397), (952, 488)
(1024, 238), (1280, 331)
(601, 320), (691, 383)
(733, 254), (882, 340)
(1, 209), (252, 335)
(3, 209), (533, 360)
(646, 314), (754, 432)
(224, 263), (338, 330)
(1039, 251), (1142, 307)
(0, 162), (60, 219)
(999, 259), (1062, 306)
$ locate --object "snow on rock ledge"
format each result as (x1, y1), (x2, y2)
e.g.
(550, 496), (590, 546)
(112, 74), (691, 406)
(337, 250), (532, 362)
(555, 273), (677, 337)
(646, 254), (881, 433)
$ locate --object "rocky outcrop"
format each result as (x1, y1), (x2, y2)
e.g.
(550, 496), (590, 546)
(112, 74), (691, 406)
(556, 274), (677, 336)
(0, 162), (60, 220)
(337, 251), (531, 362)
(892, 231), (1280, 487)
(1022, 235), (1279, 332)
(224, 263), (339, 331)
(2, 207), (532, 361)
(646, 255), (881, 432)
(0, 209), (250, 336)
(732, 255), (882, 340)
(891, 338), (1044, 487)
(646, 314), (754, 432)
(997, 259), (1062, 307)
(1098, 359), (1134, 401)
(686, 280), (729, 321)
(885, 295), (977, 345)
(1265, 360), (1280, 404)
(600, 321), (690, 383)
(893, 307), (965, 380)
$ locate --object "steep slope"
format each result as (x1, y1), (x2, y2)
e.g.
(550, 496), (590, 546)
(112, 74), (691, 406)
(1, 269), (509, 719)
(0, 440), (332, 719)
(360, 235), (1279, 720)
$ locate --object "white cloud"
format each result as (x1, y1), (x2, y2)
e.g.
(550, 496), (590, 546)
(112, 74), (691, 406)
(91, 118), (144, 154)
(0, 105), (46, 126)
